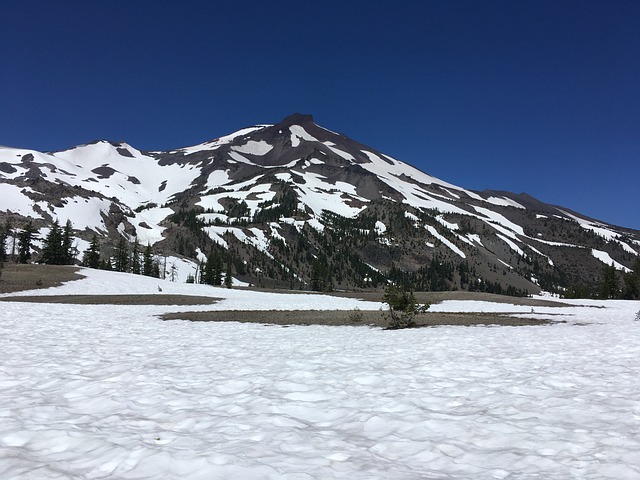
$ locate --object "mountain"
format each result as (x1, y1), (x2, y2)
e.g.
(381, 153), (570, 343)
(1, 113), (639, 297)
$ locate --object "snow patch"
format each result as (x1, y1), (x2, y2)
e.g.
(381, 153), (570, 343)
(425, 225), (466, 258)
(485, 196), (526, 209)
(231, 140), (273, 156)
(290, 125), (318, 147)
(591, 249), (632, 272)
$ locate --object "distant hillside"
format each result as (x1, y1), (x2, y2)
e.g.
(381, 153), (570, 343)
(1, 114), (639, 298)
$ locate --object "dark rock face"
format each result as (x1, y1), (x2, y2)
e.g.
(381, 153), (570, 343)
(117, 147), (135, 158)
(277, 113), (314, 127)
(0, 162), (17, 174)
(91, 166), (116, 179)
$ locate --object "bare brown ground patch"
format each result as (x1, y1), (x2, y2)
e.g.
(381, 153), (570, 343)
(329, 290), (566, 308)
(161, 309), (551, 327)
(0, 294), (220, 306)
(0, 264), (84, 294)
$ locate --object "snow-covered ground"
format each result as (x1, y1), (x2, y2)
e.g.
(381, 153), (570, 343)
(1, 269), (639, 479)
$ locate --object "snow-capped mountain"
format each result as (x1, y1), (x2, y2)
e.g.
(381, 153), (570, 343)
(1, 113), (639, 294)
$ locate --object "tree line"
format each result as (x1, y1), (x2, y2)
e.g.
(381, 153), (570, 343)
(564, 259), (640, 300)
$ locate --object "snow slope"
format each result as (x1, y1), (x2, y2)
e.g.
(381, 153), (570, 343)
(2, 116), (638, 285)
(1, 269), (639, 479)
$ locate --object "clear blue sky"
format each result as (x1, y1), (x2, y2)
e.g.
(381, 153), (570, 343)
(2, 1), (639, 229)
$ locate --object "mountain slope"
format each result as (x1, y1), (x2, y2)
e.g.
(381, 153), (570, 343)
(1, 114), (639, 295)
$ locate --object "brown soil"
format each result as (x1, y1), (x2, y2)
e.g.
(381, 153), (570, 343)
(0, 264), (84, 294)
(161, 310), (552, 328)
(0, 294), (220, 306)
(328, 290), (565, 308)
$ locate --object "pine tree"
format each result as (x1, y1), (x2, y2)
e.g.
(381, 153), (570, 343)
(0, 222), (7, 263)
(114, 237), (129, 272)
(41, 220), (63, 264)
(142, 243), (154, 276)
(203, 250), (223, 285)
(225, 260), (233, 289)
(383, 283), (429, 329)
(600, 263), (620, 299)
(61, 219), (75, 264)
(82, 235), (101, 268)
(151, 258), (161, 278)
(623, 257), (640, 299)
(131, 238), (141, 275)
(17, 221), (36, 264)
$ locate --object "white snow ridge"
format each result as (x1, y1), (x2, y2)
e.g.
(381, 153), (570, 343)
(1, 269), (640, 479)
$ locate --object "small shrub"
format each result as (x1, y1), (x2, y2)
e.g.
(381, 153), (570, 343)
(635, 310), (640, 322)
(348, 308), (363, 323)
(383, 284), (429, 329)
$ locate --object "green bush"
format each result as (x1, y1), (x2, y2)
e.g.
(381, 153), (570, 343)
(383, 284), (429, 329)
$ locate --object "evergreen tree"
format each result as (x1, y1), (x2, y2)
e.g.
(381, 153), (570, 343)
(203, 250), (223, 285)
(600, 263), (620, 299)
(61, 219), (75, 264)
(99, 258), (112, 270)
(114, 237), (129, 272)
(310, 254), (332, 291)
(17, 221), (36, 264)
(383, 283), (429, 329)
(225, 260), (233, 288)
(41, 220), (63, 264)
(142, 243), (154, 276)
(82, 235), (101, 268)
(0, 222), (7, 263)
(131, 238), (141, 275)
(151, 258), (161, 278)
(623, 257), (640, 299)
(41, 219), (75, 265)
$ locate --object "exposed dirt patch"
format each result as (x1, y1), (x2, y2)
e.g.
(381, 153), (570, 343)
(0, 264), (84, 294)
(0, 294), (220, 306)
(329, 290), (566, 308)
(161, 309), (552, 328)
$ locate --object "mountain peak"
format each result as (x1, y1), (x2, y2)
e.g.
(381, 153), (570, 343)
(277, 113), (314, 127)
(1, 114), (639, 296)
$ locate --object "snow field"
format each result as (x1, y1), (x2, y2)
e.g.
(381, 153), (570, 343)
(1, 270), (639, 479)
